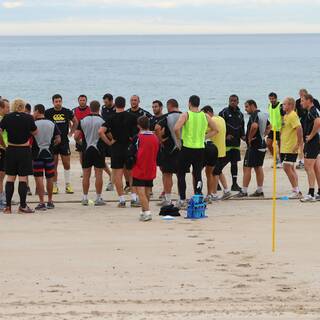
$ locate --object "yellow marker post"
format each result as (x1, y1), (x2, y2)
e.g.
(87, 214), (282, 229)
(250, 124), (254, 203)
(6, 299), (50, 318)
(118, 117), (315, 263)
(272, 128), (277, 252)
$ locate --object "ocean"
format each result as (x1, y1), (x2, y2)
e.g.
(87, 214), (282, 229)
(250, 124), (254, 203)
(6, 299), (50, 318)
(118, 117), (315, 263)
(0, 34), (320, 113)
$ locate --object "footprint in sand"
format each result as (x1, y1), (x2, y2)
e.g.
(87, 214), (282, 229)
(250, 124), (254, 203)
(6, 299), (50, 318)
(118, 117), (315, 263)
(228, 251), (241, 255)
(188, 235), (198, 238)
(233, 283), (250, 289)
(237, 263), (251, 268)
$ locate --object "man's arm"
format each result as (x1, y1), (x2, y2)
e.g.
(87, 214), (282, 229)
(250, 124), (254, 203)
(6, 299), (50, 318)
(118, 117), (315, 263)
(248, 122), (258, 146)
(154, 123), (166, 143)
(293, 126), (303, 153)
(74, 130), (82, 143)
(98, 126), (114, 146)
(0, 130), (5, 148)
(174, 112), (187, 142)
(69, 116), (78, 137)
(306, 118), (320, 142)
(205, 115), (219, 140)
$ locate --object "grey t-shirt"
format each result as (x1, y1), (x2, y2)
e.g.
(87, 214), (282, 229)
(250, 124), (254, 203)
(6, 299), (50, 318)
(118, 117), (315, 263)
(78, 114), (105, 151)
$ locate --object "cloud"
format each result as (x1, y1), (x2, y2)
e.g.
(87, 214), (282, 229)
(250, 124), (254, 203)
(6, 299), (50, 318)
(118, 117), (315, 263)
(1, 1), (23, 9)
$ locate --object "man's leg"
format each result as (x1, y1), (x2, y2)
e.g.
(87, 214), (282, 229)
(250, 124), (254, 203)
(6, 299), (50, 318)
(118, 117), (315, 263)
(242, 166), (252, 190)
(113, 168), (124, 197)
(18, 176), (29, 210)
(315, 157), (320, 198)
(82, 167), (91, 204)
(205, 166), (214, 195)
(94, 167), (103, 200)
(267, 137), (273, 156)
(53, 154), (59, 184)
(303, 158), (316, 198)
(5, 175), (16, 210)
(35, 176), (45, 204)
(136, 186), (149, 212)
(0, 171), (5, 207)
(283, 163), (298, 190)
(47, 177), (54, 203)
(61, 154), (73, 193)
(254, 166), (264, 193)
(163, 172), (173, 200)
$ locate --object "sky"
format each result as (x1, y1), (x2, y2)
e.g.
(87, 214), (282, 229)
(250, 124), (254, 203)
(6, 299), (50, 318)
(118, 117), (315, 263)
(1, 0), (320, 35)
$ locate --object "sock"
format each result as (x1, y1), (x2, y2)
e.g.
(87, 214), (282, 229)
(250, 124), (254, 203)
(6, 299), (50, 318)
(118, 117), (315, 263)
(223, 188), (230, 193)
(83, 194), (88, 200)
(257, 186), (263, 193)
(64, 170), (71, 185)
(119, 195), (125, 203)
(165, 193), (171, 201)
(131, 193), (137, 201)
(242, 187), (248, 194)
(293, 187), (300, 193)
(96, 193), (102, 200)
(5, 182), (14, 207)
(18, 181), (28, 208)
(308, 188), (315, 197)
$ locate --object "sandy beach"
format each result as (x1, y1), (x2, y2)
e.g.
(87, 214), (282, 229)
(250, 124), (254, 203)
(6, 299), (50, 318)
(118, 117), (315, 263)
(1, 152), (320, 320)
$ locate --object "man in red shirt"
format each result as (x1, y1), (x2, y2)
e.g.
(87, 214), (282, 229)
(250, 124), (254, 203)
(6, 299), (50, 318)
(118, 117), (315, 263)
(73, 95), (91, 166)
(132, 116), (159, 222)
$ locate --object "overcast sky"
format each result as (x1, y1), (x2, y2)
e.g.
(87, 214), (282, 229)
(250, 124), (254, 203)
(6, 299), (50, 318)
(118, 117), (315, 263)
(1, 0), (320, 35)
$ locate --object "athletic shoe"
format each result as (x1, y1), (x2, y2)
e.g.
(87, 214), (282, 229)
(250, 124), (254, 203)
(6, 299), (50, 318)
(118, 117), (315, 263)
(288, 192), (303, 199)
(53, 185), (59, 194)
(220, 191), (232, 200)
(105, 181), (114, 191)
(18, 206), (34, 214)
(46, 202), (55, 209)
(131, 199), (141, 208)
(233, 191), (248, 198)
(159, 192), (165, 200)
(231, 183), (242, 192)
(3, 206), (12, 214)
(296, 161), (304, 170)
(176, 199), (188, 210)
(124, 185), (131, 194)
(65, 183), (74, 194)
(81, 199), (89, 206)
(210, 194), (220, 201)
(139, 212), (152, 222)
(117, 201), (126, 208)
(316, 194), (320, 201)
(94, 198), (106, 206)
(300, 195), (316, 203)
(27, 187), (32, 196)
(204, 195), (212, 204)
(0, 200), (6, 210)
(158, 199), (172, 207)
(35, 203), (47, 211)
(249, 191), (264, 198)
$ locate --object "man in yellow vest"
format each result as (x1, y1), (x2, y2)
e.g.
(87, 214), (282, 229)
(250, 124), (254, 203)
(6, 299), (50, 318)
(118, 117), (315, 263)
(174, 95), (218, 209)
(266, 92), (284, 167)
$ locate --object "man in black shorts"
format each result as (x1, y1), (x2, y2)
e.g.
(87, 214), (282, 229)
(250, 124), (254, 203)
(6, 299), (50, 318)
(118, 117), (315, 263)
(101, 93), (115, 191)
(99, 96), (137, 208)
(0, 99), (38, 214)
(0, 99), (10, 209)
(235, 100), (270, 198)
(155, 99), (182, 206)
(75, 100), (106, 206)
(300, 94), (320, 202)
(32, 104), (61, 210)
(219, 95), (245, 191)
(45, 94), (78, 194)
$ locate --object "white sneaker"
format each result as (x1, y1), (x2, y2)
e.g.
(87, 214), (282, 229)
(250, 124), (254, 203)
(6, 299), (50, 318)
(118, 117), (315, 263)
(288, 192), (302, 199)
(210, 194), (220, 201)
(300, 194), (316, 203)
(176, 199), (188, 210)
(158, 199), (172, 207)
(139, 211), (152, 222)
(220, 191), (232, 200)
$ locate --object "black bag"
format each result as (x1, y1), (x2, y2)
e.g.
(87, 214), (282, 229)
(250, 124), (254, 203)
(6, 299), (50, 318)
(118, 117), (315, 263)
(159, 204), (181, 217)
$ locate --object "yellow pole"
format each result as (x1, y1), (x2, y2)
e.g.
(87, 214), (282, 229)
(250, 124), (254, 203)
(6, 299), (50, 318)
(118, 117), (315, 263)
(272, 128), (277, 252)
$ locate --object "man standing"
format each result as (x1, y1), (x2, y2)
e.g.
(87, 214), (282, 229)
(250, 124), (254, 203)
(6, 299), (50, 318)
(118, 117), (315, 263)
(280, 97), (303, 198)
(266, 92), (283, 167)
(150, 100), (164, 131)
(174, 95), (218, 209)
(100, 93), (115, 191)
(45, 94), (78, 194)
(300, 94), (320, 202)
(75, 100), (106, 206)
(32, 104), (61, 210)
(219, 94), (245, 191)
(73, 95), (91, 166)
(235, 100), (270, 198)
(0, 99), (9, 209)
(295, 89), (320, 169)
(155, 99), (181, 206)
(99, 96), (138, 208)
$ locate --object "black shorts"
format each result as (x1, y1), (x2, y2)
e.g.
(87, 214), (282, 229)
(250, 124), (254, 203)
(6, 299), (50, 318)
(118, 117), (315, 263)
(33, 157), (55, 178)
(244, 148), (266, 168)
(110, 144), (129, 169)
(226, 148), (241, 163)
(104, 144), (112, 158)
(212, 156), (229, 176)
(280, 153), (298, 164)
(159, 149), (180, 174)
(267, 130), (280, 141)
(0, 148), (5, 172)
(304, 142), (320, 159)
(5, 146), (33, 176)
(82, 146), (105, 169)
(204, 142), (218, 167)
(132, 178), (153, 187)
(178, 147), (205, 174)
(52, 141), (71, 156)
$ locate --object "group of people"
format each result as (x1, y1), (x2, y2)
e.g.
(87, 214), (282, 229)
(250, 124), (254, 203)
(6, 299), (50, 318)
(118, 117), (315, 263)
(0, 89), (319, 220)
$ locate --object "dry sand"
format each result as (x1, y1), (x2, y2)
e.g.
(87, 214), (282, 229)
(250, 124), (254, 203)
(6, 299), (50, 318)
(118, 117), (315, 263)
(1, 153), (320, 320)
